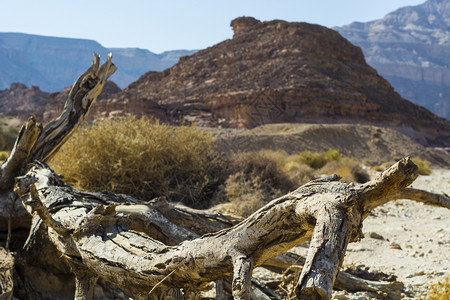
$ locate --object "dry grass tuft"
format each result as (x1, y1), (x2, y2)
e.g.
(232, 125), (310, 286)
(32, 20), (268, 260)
(293, 149), (342, 170)
(320, 158), (370, 183)
(228, 151), (295, 193)
(222, 149), (369, 216)
(0, 117), (18, 151)
(411, 157), (432, 176)
(50, 116), (224, 207)
(427, 275), (450, 300)
(224, 173), (268, 217)
(0, 151), (9, 165)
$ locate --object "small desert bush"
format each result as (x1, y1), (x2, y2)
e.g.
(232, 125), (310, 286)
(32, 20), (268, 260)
(227, 150), (295, 194)
(0, 151), (9, 163)
(411, 157), (432, 175)
(223, 151), (295, 216)
(292, 150), (342, 169)
(319, 158), (370, 183)
(0, 118), (19, 151)
(427, 275), (450, 300)
(224, 172), (269, 217)
(222, 149), (368, 216)
(50, 116), (224, 207)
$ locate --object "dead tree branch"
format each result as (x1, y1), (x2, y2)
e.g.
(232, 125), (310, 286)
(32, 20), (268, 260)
(13, 157), (424, 299)
(0, 53), (116, 231)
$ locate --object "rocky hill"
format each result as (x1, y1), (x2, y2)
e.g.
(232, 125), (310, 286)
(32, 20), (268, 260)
(0, 81), (121, 122)
(0, 83), (50, 118)
(213, 123), (450, 167)
(100, 17), (450, 147)
(0, 32), (195, 91)
(335, 0), (450, 119)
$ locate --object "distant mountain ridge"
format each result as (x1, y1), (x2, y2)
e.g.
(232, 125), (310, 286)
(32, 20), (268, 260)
(1, 0), (448, 121)
(0, 32), (196, 91)
(335, 0), (450, 119)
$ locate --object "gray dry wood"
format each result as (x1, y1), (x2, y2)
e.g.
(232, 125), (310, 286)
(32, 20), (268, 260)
(14, 157), (421, 299)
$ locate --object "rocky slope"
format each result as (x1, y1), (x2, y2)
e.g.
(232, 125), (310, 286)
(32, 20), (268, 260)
(0, 81), (121, 121)
(0, 83), (50, 118)
(0, 32), (194, 90)
(335, 0), (450, 119)
(212, 123), (450, 167)
(102, 17), (450, 147)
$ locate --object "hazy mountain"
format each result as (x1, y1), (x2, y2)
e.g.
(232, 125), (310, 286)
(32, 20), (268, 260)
(335, 0), (450, 119)
(0, 32), (196, 91)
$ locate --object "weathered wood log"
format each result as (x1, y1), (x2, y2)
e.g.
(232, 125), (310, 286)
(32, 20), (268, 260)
(13, 157), (422, 299)
(334, 272), (404, 298)
(384, 188), (450, 209)
(0, 248), (14, 300)
(264, 251), (404, 298)
(0, 53), (116, 299)
(0, 117), (42, 192)
(0, 53), (116, 231)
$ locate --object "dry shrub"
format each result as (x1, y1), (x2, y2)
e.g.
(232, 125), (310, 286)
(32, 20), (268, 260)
(223, 149), (353, 216)
(0, 118), (18, 151)
(0, 151), (9, 164)
(291, 150), (342, 170)
(223, 151), (295, 216)
(427, 275), (450, 300)
(228, 151), (295, 194)
(218, 149), (370, 216)
(411, 157), (432, 175)
(284, 163), (315, 186)
(50, 116), (223, 208)
(319, 158), (370, 183)
(224, 172), (268, 217)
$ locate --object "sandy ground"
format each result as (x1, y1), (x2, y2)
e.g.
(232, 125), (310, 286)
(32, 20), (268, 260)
(288, 168), (450, 299)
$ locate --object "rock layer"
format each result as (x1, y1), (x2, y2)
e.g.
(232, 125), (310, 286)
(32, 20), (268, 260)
(104, 17), (450, 147)
(0, 81), (121, 122)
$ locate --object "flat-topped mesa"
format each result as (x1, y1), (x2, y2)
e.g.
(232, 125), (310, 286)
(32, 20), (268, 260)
(230, 16), (261, 38)
(103, 16), (450, 147)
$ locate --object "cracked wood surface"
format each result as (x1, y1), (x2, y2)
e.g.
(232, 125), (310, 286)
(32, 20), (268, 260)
(0, 54), (116, 231)
(14, 157), (422, 299)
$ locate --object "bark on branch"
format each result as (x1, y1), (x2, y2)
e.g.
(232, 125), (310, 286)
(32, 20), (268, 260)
(0, 53), (116, 230)
(13, 157), (427, 299)
(28, 53), (116, 164)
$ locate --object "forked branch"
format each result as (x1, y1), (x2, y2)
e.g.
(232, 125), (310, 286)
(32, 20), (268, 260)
(0, 53), (116, 231)
(14, 158), (428, 299)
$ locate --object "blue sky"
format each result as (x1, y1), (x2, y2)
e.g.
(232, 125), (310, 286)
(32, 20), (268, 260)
(1, 0), (425, 53)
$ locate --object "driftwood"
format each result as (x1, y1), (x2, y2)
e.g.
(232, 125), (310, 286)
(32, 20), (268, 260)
(12, 158), (422, 299)
(0, 53), (116, 231)
(0, 53), (117, 298)
(0, 248), (13, 300)
(1, 54), (450, 300)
